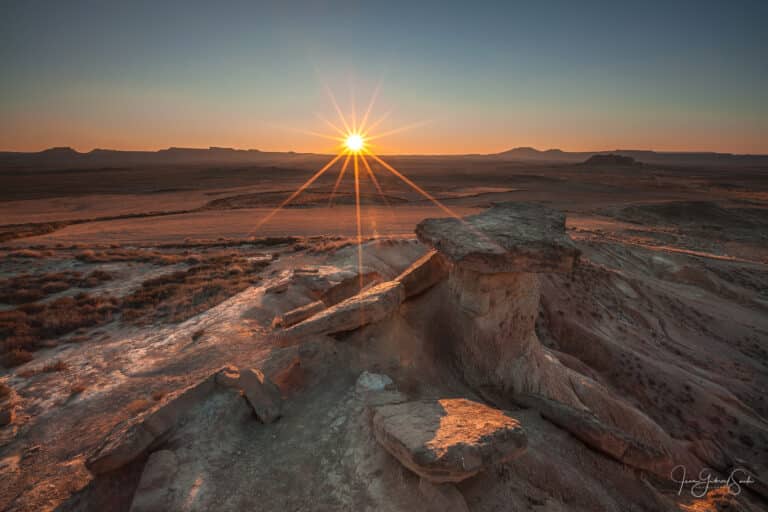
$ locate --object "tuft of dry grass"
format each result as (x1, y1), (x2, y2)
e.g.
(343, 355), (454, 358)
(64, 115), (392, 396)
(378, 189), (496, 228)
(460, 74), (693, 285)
(75, 249), (185, 265)
(125, 398), (151, 415)
(42, 360), (68, 373)
(6, 249), (47, 259)
(69, 382), (87, 395)
(1, 348), (33, 367)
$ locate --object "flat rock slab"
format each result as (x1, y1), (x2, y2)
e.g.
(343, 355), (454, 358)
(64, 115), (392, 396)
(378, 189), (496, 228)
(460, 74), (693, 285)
(282, 280), (404, 339)
(372, 398), (527, 483)
(395, 249), (449, 298)
(416, 202), (579, 274)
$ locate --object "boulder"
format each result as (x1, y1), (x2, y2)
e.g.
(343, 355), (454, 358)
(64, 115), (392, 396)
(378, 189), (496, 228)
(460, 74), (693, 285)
(415, 202), (579, 274)
(282, 281), (405, 339)
(240, 368), (282, 424)
(129, 450), (178, 512)
(395, 250), (449, 298)
(355, 371), (394, 394)
(372, 398), (527, 483)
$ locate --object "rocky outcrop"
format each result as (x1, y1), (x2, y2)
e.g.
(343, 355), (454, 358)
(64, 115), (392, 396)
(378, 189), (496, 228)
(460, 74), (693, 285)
(416, 202), (579, 398)
(129, 450), (178, 512)
(281, 281), (405, 339)
(372, 398), (527, 483)
(416, 202), (696, 477)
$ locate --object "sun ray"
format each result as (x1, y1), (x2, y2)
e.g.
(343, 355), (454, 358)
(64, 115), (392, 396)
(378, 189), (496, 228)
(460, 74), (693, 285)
(324, 84), (352, 134)
(360, 153), (389, 207)
(350, 81), (357, 132)
(250, 152), (345, 234)
(353, 154), (364, 292)
(366, 120), (431, 142)
(358, 83), (381, 133)
(328, 152), (352, 207)
(315, 113), (347, 139)
(295, 128), (345, 143)
(365, 150), (462, 221)
(363, 111), (390, 136)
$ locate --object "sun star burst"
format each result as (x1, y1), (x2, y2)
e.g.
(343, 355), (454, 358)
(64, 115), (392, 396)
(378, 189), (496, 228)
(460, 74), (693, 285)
(252, 85), (467, 292)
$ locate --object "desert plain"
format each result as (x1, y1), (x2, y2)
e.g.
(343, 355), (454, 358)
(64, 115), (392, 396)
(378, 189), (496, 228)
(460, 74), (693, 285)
(0, 147), (766, 511)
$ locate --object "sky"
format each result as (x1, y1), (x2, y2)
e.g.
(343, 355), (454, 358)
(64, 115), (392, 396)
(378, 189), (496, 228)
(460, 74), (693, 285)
(1, 0), (766, 154)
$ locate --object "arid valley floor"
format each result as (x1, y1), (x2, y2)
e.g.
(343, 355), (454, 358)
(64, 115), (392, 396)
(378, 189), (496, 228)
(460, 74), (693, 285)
(0, 149), (767, 511)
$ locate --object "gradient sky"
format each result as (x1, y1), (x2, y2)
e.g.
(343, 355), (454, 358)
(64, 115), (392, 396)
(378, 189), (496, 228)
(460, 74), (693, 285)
(1, 0), (766, 154)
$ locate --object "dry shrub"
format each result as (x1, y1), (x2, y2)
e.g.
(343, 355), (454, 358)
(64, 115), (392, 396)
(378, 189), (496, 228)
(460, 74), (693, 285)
(0, 294), (119, 365)
(6, 249), (46, 259)
(42, 360), (68, 372)
(125, 399), (151, 415)
(121, 256), (268, 323)
(75, 249), (184, 265)
(1, 348), (33, 367)
(69, 382), (87, 395)
(0, 381), (12, 398)
(0, 270), (112, 305)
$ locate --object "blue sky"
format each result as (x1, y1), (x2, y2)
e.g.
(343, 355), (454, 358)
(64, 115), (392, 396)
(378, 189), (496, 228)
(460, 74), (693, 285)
(1, 0), (766, 153)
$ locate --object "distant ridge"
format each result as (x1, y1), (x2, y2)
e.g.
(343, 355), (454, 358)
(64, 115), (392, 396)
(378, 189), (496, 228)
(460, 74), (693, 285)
(0, 146), (766, 170)
(0, 146), (310, 170)
(494, 146), (767, 166)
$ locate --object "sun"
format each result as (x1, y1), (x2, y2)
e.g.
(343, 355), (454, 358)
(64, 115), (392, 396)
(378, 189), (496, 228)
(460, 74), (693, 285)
(345, 133), (365, 153)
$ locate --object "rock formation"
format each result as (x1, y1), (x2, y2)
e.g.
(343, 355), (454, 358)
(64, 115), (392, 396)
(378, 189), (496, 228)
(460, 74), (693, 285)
(415, 202), (698, 476)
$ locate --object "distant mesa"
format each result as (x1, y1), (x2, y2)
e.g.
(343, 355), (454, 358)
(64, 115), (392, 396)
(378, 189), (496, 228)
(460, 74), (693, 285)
(581, 153), (640, 166)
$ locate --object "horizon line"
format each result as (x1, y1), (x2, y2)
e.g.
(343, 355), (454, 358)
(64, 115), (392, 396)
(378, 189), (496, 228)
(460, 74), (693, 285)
(2, 145), (767, 157)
